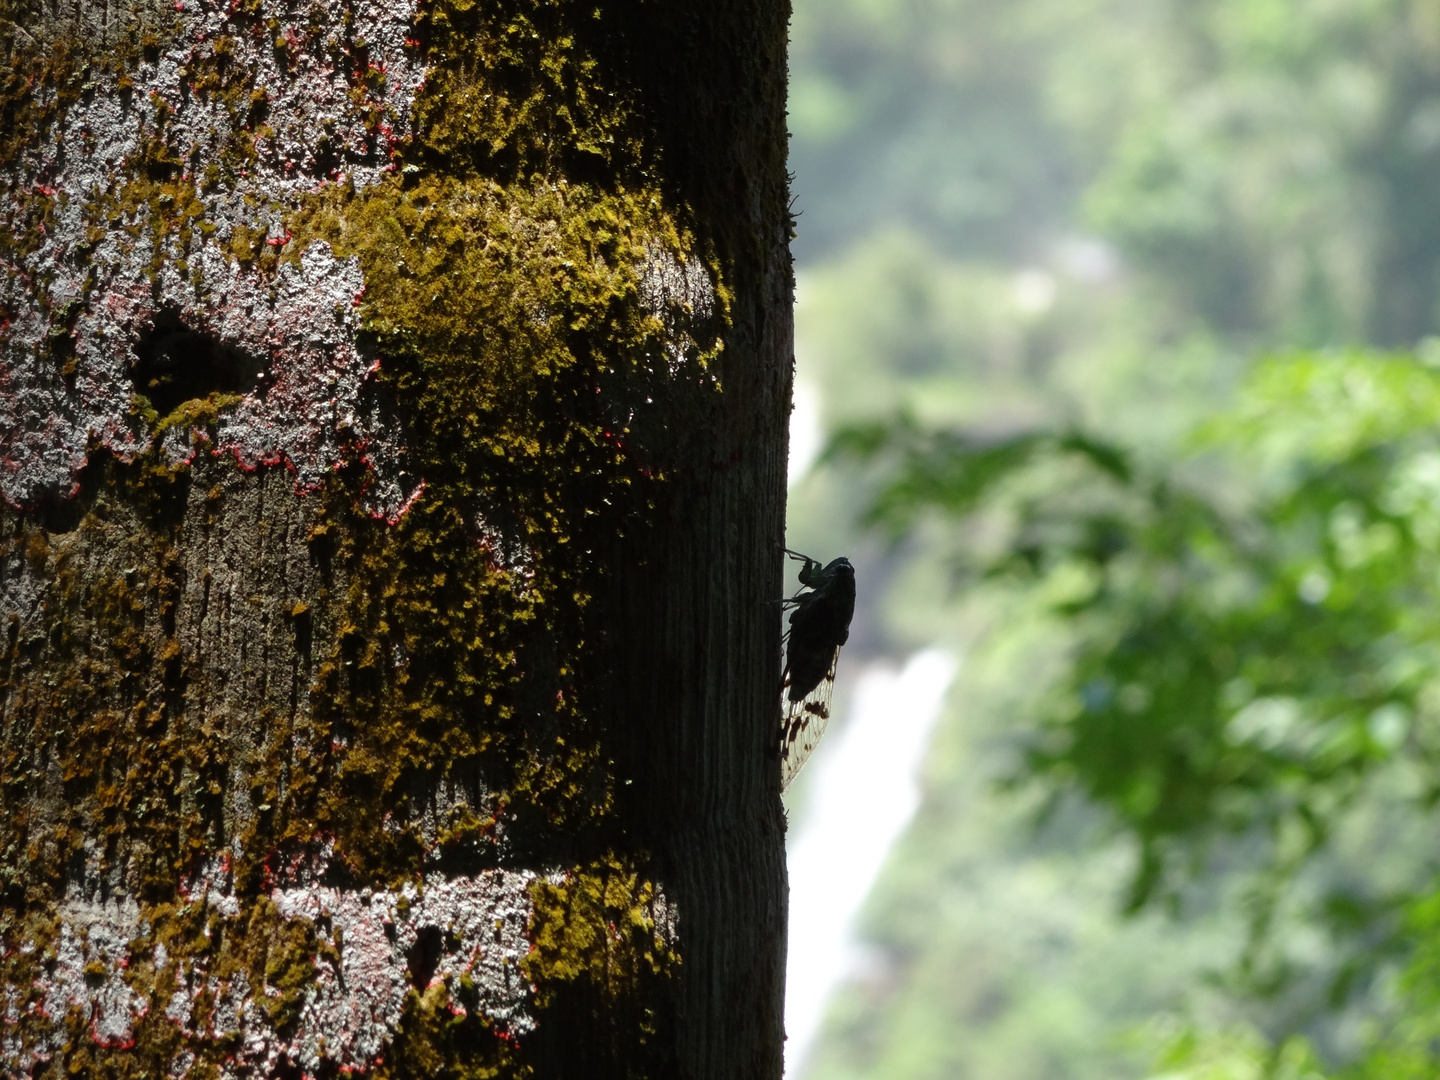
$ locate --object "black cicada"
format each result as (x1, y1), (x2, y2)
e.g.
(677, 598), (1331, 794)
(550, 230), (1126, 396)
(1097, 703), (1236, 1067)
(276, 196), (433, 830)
(779, 548), (856, 790)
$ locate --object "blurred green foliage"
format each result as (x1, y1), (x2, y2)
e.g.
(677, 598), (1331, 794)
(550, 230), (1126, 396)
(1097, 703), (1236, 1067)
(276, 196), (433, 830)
(787, 0), (1440, 1077)
(836, 349), (1440, 1072)
(792, 0), (1440, 347)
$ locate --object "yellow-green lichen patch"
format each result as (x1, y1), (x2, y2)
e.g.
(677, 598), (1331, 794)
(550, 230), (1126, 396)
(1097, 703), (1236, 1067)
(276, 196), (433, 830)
(376, 979), (527, 1080)
(282, 170), (724, 860)
(293, 174), (705, 489)
(524, 855), (678, 1007)
(403, 0), (644, 180)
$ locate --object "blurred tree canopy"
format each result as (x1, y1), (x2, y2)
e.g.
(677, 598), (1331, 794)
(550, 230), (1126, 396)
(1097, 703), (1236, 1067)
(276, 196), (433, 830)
(836, 349), (1440, 1074)
(793, 0), (1440, 347)
(787, 0), (1440, 1077)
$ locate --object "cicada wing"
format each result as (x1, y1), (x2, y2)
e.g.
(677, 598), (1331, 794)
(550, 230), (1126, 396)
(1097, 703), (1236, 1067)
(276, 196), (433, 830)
(779, 647), (839, 792)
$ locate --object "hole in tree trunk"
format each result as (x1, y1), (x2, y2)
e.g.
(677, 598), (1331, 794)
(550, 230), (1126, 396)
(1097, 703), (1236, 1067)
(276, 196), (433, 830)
(132, 309), (270, 417)
(406, 924), (444, 991)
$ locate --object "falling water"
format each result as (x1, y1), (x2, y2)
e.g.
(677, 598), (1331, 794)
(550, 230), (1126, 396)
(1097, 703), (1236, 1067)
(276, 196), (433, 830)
(782, 649), (957, 1077)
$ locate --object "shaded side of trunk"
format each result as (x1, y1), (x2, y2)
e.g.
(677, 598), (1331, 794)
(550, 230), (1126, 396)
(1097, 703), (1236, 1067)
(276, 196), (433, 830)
(0, 1), (791, 1075)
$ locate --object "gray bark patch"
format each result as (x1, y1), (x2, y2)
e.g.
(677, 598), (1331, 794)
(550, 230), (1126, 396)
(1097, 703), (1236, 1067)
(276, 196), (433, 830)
(1, 0), (430, 517)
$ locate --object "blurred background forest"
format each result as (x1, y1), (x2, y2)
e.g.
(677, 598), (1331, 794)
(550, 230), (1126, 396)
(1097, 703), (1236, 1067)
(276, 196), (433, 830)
(782, 1), (1440, 1077)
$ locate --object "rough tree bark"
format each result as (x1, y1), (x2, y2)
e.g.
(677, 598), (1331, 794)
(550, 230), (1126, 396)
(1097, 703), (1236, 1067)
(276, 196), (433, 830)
(0, 0), (793, 1075)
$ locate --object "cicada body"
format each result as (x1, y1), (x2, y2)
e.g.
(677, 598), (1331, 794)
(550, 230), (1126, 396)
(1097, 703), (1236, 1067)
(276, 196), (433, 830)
(779, 550), (856, 790)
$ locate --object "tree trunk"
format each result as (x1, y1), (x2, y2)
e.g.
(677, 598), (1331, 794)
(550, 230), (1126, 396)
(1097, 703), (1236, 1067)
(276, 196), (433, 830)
(0, 1), (793, 1075)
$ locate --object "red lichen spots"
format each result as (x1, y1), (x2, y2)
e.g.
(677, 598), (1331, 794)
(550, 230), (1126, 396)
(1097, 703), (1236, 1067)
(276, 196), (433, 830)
(369, 478), (425, 526)
(88, 1021), (137, 1049)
